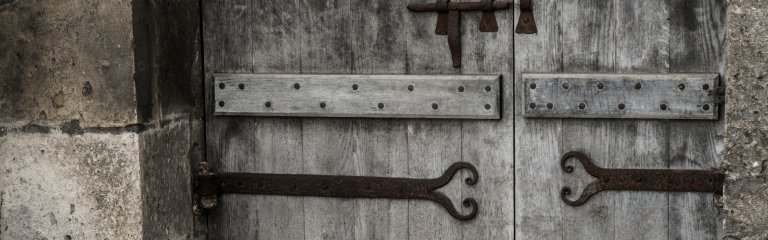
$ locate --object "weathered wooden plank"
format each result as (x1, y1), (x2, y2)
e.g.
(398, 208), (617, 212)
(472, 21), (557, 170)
(667, 0), (726, 239)
(516, 0), (724, 239)
(668, 122), (722, 240)
(203, 0), (308, 239)
(610, 1), (671, 239)
(557, 0), (618, 239)
(403, 0), (465, 238)
(460, 0), (516, 237)
(347, 0), (410, 238)
(214, 74), (502, 119)
(405, 120), (463, 240)
(523, 73), (720, 119)
(513, 0), (566, 239)
(296, 1), (358, 239)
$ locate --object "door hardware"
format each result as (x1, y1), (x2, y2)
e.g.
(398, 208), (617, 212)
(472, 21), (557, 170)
(560, 151), (724, 206)
(515, 0), (537, 34)
(196, 162), (480, 221)
(408, 0), (512, 68)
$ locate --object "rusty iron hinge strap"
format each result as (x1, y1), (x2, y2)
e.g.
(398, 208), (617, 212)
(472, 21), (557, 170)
(408, 0), (512, 68)
(560, 151), (725, 206)
(196, 162), (480, 221)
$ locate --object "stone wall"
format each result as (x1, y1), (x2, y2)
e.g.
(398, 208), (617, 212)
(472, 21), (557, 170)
(0, 0), (204, 239)
(3, 0), (768, 239)
(723, 0), (768, 239)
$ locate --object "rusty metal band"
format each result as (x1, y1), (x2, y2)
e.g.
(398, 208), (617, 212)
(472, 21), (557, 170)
(196, 162), (480, 221)
(560, 151), (725, 206)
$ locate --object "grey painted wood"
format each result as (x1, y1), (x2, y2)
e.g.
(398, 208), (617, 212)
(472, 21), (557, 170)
(214, 74), (501, 119)
(516, 0), (724, 240)
(523, 73), (720, 120)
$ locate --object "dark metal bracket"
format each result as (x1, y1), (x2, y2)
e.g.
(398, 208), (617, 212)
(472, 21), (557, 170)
(560, 151), (725, 206)
(195, 162), (480, 221)
(408, 0), (512, 68)
(515, 0), (537, 34)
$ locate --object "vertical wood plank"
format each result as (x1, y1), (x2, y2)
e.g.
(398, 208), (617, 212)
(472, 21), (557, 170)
(406, 120), (463, 240)
(203, 0), (307, 239)
(404, 1), (463, 239)
(557, 1), (617, 239)
(667, 0), (726, 239)
(612, 1), (670, 239)
(297, 1), (357, 239)
(460, 0), (515, 238)
(513, 0), (565, 239)
(348, 0), (410, 239)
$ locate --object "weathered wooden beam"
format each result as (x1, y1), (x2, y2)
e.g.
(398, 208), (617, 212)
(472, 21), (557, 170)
(214, 74), (501, 119)
(522, 73), (720, 120)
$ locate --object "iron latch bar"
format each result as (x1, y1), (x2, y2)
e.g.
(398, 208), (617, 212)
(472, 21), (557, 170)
(408, 0), (512, 68)
(560, 151), (725, 206)
(196, 162), (480, 221)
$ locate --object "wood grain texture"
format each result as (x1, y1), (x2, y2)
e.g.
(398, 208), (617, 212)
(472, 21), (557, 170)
(557, 1), (617, 239)
(667, 0), (726, 239)
(214, 74), (501, 119)
(203, 0), (307, 239)
(348, 1), (411, 239)
(403, 0), (470, 238)
(459, 0), (516, 238)
(514, 0), (565, 239)
(523, 73), (720, 119)
(515, 0), (725, 239)
(296, 1), (359, 239)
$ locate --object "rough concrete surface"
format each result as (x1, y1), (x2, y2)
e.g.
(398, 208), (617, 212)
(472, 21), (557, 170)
(723, 0), (768, 239)
(0, 0), (138, 127)
(0, 132), (143, 239)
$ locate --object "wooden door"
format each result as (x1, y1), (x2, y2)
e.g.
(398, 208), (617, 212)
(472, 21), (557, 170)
(514, 0), (725, 239)
(203, 0), (513, 239)
(203, 0), (725, 239)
